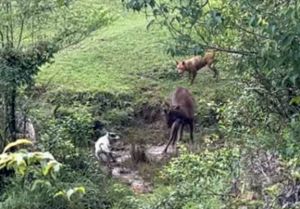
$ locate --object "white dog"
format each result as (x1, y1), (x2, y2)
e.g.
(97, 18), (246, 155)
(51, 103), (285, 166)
(95, 132), (120, 163)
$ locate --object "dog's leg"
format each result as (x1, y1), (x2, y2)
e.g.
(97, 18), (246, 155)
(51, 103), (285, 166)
(208, 63), (218, 79)
(188, 71), (192, 82)
(109, 152), (116, 163)
(190, 71), (197, 85)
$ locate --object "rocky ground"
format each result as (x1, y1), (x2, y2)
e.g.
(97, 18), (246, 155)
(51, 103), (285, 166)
(98, 140), (178, 194)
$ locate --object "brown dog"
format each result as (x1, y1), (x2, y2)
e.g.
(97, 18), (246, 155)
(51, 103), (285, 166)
(176, 50), (218, 84)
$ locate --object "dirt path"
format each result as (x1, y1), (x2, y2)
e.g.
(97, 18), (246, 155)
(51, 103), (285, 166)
(105, 143), (176, 194)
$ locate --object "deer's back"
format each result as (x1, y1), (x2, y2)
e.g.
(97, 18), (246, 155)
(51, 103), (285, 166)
(171, 87), (195, 119)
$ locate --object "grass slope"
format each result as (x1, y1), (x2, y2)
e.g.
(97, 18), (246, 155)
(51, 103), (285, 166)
(38, 3), (171, 94)
(37, 0), (227, 99)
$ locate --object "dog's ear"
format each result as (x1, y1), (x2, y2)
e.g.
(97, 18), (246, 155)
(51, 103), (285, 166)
(109, 132), (120, 140)
(182, 61), (185, 66)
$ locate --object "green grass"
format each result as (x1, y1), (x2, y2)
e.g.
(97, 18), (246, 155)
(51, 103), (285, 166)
(37, 0), (228, 99)
(35, 0), (235, 154)
(34, 0), (234, 200)
(38, 2), (171, 94)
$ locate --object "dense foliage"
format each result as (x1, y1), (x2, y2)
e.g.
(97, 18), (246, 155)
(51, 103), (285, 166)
(123, 0), (300, 119)
(0, 1), (127, 209)
(119, 0), (300, 208)
(1, 0), (300, 208)
(0, 0), (110, 146)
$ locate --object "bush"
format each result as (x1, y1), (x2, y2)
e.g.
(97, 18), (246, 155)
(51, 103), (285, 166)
(279, 119), (300, 159)
(102, 107), (134, 126)
(40, 106), (93, 164)
(137, 146), (240, 209)
(0, 140), (70, 209)
(0, 138), (135, 209)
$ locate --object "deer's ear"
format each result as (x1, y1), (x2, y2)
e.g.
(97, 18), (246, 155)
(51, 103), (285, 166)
(182, 61), (185, 65)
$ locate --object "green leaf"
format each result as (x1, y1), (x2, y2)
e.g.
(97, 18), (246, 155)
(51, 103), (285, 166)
(290, 96), (300, 105)
(31, 180), (51, 191)
(54, 186), (86, 201)
(3, 139), (33, 153)
(0, 153), (12, 169)
(56, 0), (65, 7)
(15, 155), (27, 176)
(291, 170), (300, 179)
(54, 191), (65, 198)
(66, 189), (74, 201)
(281, 35), (294, 49)
(74, 186), (86, 194)
(42, 160), (61, 176)
(249, 15), (258, 27)
(290, 75), (299, 86)
(264, 183), (281, 196)
(67, 187), (85, 201)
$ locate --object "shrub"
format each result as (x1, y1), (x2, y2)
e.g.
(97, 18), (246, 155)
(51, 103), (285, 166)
(103, 107), (134, 126)
(139, 146), (240, 209)
(0, 139), (71, 209)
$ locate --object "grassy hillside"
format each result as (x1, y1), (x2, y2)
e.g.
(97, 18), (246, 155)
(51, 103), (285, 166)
(3, 1), (299, 209)
(34, 0), (233, 190)
(34, 0), (234, 158)
(38, 6), (168, 93)
(37, 0), (228, 100)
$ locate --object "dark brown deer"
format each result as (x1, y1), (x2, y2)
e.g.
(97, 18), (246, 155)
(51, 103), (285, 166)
(163, 87), (195, 153)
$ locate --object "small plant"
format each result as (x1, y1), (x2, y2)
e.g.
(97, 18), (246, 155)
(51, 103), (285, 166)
(0, 139), (90, 209)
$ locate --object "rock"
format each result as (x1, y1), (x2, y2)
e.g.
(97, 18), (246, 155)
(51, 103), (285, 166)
(96, 141), (168, 194)
(112, 150), (131, 164)
(111, 167), (139, 185)
(146, 145), (176, 162)
(112, 141), (126, 150)
(16, 115), (36, 143)
(131, 180), (152, 194)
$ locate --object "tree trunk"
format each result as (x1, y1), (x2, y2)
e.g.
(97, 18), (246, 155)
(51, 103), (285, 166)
(7, 86), (17, 141)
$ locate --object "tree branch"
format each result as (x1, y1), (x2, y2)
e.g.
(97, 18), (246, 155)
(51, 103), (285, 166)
(205, 45), (257, 55)
(235, 23), (270, 40)
(9, 2), (14, 48)
(0, 29), (4, 48)
(17, 17), (25, 49)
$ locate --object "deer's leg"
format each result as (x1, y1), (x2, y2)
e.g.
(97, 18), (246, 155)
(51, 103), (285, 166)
(173, 123), (184, 146)
(163, 120), (180, 153)
(189, 121), (194, 144)
(180, 123), (184, 141)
